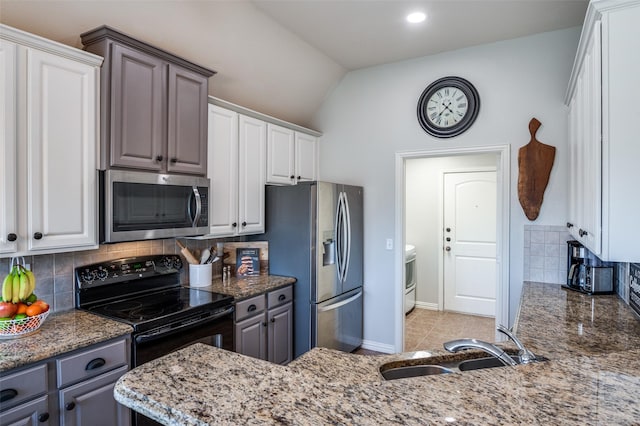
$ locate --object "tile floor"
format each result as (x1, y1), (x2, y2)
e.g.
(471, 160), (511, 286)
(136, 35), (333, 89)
(404, 308), (496, 352)
(354, 308), (496, 355)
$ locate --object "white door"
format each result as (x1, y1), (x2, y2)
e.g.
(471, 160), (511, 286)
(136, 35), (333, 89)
(266, 123), (295, 185)
(208, 104), (239, 236)
(443, 171), (497, 316)
(0, 40), (17, 255)
(294, 132), (317, 182)
(238, 114), (266, 235)
(26, 47), (98, 251)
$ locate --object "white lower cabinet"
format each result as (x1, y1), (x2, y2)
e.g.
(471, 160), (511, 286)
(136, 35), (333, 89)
(0, 24), (102, 258)
(0, 337), (130, 426)
(234, 285), (293, 365)
(207, 104), (266, 237)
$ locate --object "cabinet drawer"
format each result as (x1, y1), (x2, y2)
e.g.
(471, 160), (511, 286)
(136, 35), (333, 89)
(235, 294), (265, 322)
(268, 285), (293, 308)
(0, 364), (47, 411)
(57, 339), (128, 388)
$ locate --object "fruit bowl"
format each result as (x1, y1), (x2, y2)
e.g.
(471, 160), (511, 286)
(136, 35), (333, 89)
(0, 310), (50, 339)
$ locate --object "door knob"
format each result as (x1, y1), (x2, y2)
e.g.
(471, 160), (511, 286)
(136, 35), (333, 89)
(445, 246), (451, 252)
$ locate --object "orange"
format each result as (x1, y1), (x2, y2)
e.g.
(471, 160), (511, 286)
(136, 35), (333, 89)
(15, 303), (28, 315)
(26, 304), (44, 317)
(32, 300), (50, 312)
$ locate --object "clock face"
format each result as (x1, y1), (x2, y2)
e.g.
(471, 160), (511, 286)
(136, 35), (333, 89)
(426, 87), (469, 128)
(417, 76), (480, 138)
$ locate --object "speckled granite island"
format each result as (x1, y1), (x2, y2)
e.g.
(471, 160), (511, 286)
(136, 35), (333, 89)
(0, 310), (133, 372)
(114, 282), (640, 424)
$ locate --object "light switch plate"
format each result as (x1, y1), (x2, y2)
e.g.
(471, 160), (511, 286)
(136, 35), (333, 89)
(386, 239), (393, 250)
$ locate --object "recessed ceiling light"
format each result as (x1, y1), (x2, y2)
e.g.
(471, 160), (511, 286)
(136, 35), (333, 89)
(406, 12), (426, 24)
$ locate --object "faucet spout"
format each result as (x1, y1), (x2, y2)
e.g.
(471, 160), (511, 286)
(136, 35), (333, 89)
(497, 324), (538, 364)
(443, 338), (517, 367)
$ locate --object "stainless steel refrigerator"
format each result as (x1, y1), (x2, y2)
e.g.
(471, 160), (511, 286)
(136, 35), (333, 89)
(259, 181), (363, 359)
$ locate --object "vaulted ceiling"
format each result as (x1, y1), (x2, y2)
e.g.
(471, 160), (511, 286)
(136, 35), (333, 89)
(0, 0), (588, 129)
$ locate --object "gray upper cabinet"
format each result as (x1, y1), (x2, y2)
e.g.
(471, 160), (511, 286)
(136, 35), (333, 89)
(81, 25), (215, 176)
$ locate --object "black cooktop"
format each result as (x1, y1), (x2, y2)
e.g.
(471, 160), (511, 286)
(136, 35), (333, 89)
(75, 255), (233, 333)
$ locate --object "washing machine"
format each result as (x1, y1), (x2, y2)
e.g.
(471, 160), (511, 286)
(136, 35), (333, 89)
(405, 244), (417, 314)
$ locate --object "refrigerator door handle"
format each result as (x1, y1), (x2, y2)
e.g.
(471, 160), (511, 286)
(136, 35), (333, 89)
(342, 191), (351, 282)
(335, 192), (345, 282)
(318, 290), (363, 312)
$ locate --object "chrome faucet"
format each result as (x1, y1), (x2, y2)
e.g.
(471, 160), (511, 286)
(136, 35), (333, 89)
(443, 338), (517, 367)
(496, 324), (539, 364)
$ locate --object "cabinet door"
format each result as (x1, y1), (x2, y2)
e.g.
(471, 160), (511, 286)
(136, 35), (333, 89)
(59, 365), (130, 426)
(294, 132), (317, 182)
(26, 47), (98, 252)
(167, 64), (208, 175)
(110, 43), (166, 171)
(267, 302), (293, 365)
(0, 39), (17, 255)
(234, 314), (267, 360)
(238, 115), (266, 235)
(266, 124), (295, 185)
(0, 395), (50, 426)
(208, 105), (239, 236)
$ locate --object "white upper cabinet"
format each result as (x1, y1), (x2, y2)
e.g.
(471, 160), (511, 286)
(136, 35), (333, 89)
(0, 25), (102, 258)
(207, 104), (265, 237)
(565, 0), (640, 262)
(267, 123), (317, 185)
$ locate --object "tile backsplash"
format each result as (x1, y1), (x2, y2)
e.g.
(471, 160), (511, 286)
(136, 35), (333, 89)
(523, 225), (572, 285)
(0, 238), (220, 313)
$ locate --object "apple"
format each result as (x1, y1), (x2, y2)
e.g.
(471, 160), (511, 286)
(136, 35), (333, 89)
(0, 302), (18, 318)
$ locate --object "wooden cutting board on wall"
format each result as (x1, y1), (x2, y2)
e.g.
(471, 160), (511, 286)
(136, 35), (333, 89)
(517, 118), (556, 221)
(222, 242), (269, 275)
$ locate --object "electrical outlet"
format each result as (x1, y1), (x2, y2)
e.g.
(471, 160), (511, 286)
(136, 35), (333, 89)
(386, 239), (393, 250)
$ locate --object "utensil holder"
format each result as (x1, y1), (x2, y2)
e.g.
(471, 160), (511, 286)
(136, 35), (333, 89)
(189, 263), (212, 288)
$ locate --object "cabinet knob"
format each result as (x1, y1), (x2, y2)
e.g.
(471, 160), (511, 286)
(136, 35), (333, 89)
(33, 232), (43, 240)
(270, 317), (276, 323)
(446, 227), (451, 232)
(156, 155), (164, 162)
(278, 294), (286, 302)
(579, 229), (588, 237)
(262, 321), (267, 327)
(297, 176), (301, 180)
(290, 175), (295, 179)
(38, 413), (50, 422)
(232, 222), (237, 228)
(566, 222), (574, 229)
(241, 221), (247, 227)
(6, 233), (17, 242)
(445, 246), (451, 252)
(170, 158), (178, 164)
(85, 357), (106, 371)
(65, 402), (75, 411)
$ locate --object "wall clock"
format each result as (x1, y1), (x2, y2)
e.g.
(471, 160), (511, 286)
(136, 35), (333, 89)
(417, 76), (480, 138)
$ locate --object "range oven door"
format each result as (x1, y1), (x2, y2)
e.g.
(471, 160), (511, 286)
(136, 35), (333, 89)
(132, 306), (234, 368)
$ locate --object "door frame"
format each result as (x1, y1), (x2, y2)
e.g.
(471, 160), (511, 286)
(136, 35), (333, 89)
(394, 145), (510, 352)
(439, 167), (497, 313)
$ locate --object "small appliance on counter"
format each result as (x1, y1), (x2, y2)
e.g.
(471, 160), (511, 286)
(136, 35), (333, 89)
(563, 241), (614, 295)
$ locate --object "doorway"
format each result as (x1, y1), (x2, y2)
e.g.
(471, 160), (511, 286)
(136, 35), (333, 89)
(395, 145), (510, 353)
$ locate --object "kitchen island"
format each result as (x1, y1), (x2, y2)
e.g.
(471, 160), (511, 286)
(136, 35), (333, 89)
(113, 282), (640, 424)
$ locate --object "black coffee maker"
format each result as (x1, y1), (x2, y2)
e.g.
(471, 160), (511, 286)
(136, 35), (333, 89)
(564, 241), (614, 294)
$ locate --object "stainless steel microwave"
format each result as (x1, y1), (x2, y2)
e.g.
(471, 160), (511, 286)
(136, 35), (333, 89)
(100, 170), (209, 243)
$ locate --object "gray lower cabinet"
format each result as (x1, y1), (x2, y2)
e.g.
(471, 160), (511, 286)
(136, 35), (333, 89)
(234, 285), (293, 365)
(81, 25), (214, 176)
(0, 337), (130, 426)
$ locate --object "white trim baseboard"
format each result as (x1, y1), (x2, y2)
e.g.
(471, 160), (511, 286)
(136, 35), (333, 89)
(360, 339), (395, 354)
(414, 302), (438, 311)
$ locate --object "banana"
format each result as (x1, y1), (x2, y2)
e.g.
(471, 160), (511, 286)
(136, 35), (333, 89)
(18, 270), (28, 301)
(11, 271), (20, 304)
(2, 270), (13, 302)
(25, 270), (36, 297)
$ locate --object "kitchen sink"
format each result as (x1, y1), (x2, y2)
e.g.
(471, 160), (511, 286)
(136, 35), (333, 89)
(379, 353), (547, 380)
(380, 364), (454, 380)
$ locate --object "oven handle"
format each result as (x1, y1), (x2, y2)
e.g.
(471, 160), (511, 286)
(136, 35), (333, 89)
(135, 306), (234, 345)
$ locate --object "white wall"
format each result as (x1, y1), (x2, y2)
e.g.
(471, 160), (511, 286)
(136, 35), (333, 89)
(406, 154), (498, 307)
(313, 27), (580, 349)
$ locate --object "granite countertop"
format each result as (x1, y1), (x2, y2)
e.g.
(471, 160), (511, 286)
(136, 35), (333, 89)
(184, 274), (296, 301)
(0, 310), (133, 372)
(114, 282), (640, 424)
